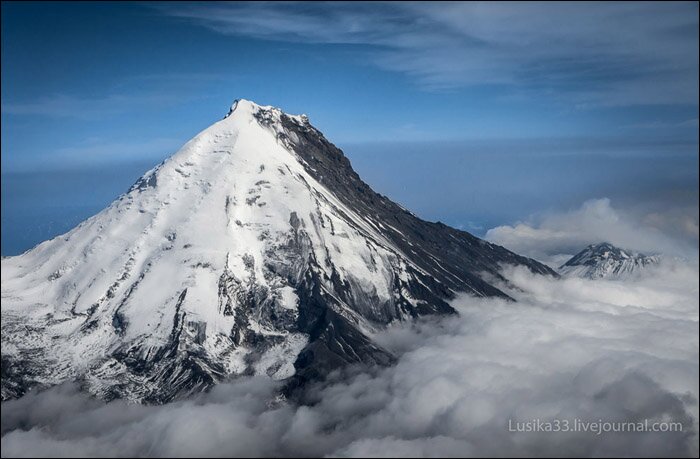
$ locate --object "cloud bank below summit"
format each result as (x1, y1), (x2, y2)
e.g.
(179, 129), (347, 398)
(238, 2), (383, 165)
(2, 260), (698, 457)
(485, 198), (699, 267)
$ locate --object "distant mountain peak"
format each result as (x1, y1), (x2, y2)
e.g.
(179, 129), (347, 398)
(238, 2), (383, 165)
(2, 101), (555, 403)
(559, 242), (660, 279)
(589, 241), (616, 251)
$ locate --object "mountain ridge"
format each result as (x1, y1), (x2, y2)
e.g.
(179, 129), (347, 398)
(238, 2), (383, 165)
(1, 99), (556, 402)
(559, 242), (660, 279)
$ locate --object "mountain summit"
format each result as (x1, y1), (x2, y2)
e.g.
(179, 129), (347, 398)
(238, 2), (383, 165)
(559, 242), (660, 279)
(1, 99), (555, 402)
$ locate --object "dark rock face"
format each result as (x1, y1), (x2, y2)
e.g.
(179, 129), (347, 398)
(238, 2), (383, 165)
(268, 110), (557, 387)
(290, 266), (396, 388)
(277, 112), (556, 294)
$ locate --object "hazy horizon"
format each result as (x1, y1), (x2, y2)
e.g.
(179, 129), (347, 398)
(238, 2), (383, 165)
(2, 134), (697, 256)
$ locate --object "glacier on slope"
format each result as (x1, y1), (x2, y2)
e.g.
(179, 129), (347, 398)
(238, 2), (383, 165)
(1, 99), (556, 403)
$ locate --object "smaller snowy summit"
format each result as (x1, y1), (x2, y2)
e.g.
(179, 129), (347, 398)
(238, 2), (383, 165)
(559, 242), (660, 279)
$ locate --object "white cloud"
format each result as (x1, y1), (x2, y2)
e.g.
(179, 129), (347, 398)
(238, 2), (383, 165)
(52, 138), (182, 167)
(3, 137), (183, 173)
(485, 198), (698, 266)
(2, 260), (698, 457)
(0, 93), (183, 119)
(157, 2), (699, 106)
(1, 77), (220, 120)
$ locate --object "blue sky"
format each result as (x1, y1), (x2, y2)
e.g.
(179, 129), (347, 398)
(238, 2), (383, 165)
(1, 1), (698, 255)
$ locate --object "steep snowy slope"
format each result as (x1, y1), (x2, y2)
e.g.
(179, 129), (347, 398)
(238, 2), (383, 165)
(1, 100), (555, 402)
(559, 242), (660, 279)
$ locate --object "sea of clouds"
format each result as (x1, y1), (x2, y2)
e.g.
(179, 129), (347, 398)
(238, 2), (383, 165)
(1, 199), (698, 457)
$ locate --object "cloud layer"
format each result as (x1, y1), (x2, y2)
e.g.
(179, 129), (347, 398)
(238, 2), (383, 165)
(485, 198), (699, 266)
(2, 261), (698, 457)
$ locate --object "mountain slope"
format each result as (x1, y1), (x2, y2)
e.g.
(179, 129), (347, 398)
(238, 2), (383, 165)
(559, 242), (660, 279)
(1, 99), (556, 402)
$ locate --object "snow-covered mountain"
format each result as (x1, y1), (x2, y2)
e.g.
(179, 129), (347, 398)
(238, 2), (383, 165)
(558, 242), (660, 279)
(1, 99), (555, 403)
